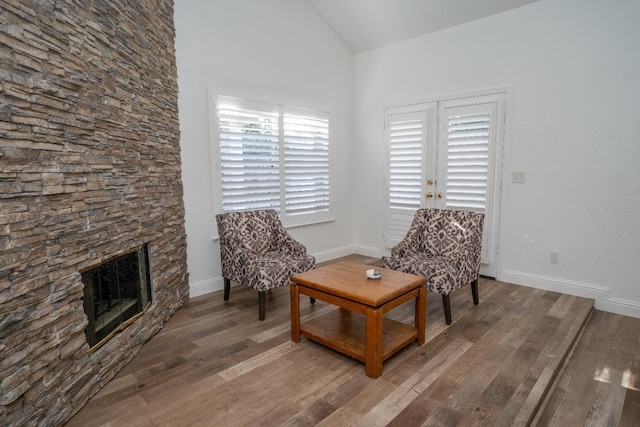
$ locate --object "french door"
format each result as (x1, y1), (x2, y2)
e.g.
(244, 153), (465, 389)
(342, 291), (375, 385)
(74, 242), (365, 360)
(384, 91), (506, 277)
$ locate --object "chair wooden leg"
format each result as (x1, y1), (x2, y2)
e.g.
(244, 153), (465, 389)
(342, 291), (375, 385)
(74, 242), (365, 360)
(310, 297), (316, 304)
(223, 278), (230, 301)
(258, 291), (266, 321)
(442, 294), (452, 325)
(471, 278), (479, 305)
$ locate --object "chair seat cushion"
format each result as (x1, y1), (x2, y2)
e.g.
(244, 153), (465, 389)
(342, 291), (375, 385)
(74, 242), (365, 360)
(248, 251), (316, 292)
(384, 253), (461, 295)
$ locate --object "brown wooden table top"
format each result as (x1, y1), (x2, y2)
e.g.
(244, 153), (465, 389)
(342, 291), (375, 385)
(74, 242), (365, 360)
(290, 261), (425, 307)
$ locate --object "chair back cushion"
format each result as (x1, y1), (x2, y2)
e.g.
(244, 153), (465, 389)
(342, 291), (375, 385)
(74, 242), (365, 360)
(419, 209), (471, 257)
(217, 209), (280, 253)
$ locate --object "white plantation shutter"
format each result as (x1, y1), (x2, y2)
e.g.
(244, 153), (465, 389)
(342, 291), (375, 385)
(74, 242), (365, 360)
(444, 107), (491, 211)
(384, 104), (436, 247)
(213, 95), (332, 226)
(283, 109), (330, 216)
(388, 112), (424, 211)
(218, 102), (280, 212)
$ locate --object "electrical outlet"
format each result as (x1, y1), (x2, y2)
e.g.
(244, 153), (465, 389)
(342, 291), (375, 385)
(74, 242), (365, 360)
(512, 171), (526, 184)
(550, 252), (559, 264)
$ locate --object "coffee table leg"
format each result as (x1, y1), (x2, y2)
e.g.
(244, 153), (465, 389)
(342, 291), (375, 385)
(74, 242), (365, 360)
(365, 306), (383, 378)
(415, 286), (426, 345)
(291, 284), (300, 342)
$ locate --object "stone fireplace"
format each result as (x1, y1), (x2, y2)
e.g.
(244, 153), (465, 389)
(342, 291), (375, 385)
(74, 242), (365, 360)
(0, 1), (189, 425)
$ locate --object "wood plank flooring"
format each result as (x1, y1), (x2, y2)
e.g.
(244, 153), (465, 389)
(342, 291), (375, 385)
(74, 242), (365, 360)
(65, 255), (640, 426)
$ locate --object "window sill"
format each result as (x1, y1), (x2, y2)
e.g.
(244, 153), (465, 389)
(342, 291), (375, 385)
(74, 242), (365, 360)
(211, 215), (336, 241)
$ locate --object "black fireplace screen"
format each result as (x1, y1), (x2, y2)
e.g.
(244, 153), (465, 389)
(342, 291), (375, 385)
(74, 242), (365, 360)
(81, 244), (152, 348)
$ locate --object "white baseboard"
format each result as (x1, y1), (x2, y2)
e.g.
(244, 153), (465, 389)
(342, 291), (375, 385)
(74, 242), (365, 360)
(351, 244), (384, 259)
(313, 244), (384, 262)
(188, 255), (640, 320)
(312, 245), (358, 264)
(188, 245), (383, 298)
(189, 276), (224, 298)
(500, 270), (640, 319)
(500, 270), (611, 299)
(598, 297), (640, 319)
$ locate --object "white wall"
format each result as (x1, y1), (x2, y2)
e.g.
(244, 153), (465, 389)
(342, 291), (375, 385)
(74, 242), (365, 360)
(174, 0), (355, 296)
(353, 0), (640, 317)
(175, 0), (640, 319)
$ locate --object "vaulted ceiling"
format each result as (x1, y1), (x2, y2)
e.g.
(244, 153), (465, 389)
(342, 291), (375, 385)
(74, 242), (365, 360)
(306, 0), (541, 53)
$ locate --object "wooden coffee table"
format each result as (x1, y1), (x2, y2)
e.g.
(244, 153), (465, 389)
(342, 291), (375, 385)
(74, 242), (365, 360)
(290, 261), (426, 378)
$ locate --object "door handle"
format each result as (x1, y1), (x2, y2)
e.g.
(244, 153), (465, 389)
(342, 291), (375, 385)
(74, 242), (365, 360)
(437, 192), (442, 198)
(426, 192), (434, 198)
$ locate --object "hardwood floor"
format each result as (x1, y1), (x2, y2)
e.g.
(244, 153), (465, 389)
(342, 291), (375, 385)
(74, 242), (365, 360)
(535, 310), (640, 426)
(66, 255), (640, 426)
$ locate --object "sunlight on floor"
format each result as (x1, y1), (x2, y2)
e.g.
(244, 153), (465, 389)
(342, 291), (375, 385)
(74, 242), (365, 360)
(621, 369), (639, 391)
(594, 366), (639, 391)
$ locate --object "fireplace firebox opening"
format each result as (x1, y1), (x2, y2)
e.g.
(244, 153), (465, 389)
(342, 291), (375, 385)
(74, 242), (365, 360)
(81, 244), (152, 349)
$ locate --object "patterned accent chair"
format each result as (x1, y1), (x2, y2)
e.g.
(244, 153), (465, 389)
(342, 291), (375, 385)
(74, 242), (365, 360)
(383, 208), (484, 325)
(215, 209), (316, 320)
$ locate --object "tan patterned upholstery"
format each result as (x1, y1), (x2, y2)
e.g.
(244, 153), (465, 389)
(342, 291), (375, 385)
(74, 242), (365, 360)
(216, 209), (315, 320)
(383, 208), (484, 324)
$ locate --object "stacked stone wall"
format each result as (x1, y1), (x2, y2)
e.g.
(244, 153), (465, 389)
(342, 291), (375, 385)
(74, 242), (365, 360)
(0, 1), (188, 425)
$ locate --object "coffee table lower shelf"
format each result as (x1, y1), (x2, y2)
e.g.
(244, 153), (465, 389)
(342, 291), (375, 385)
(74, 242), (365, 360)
(300, 308), (418, 364)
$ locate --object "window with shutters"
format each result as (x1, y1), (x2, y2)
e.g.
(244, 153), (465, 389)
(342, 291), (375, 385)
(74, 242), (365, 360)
(384, 90), (507, 276)
(211, 95), (332, 227)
